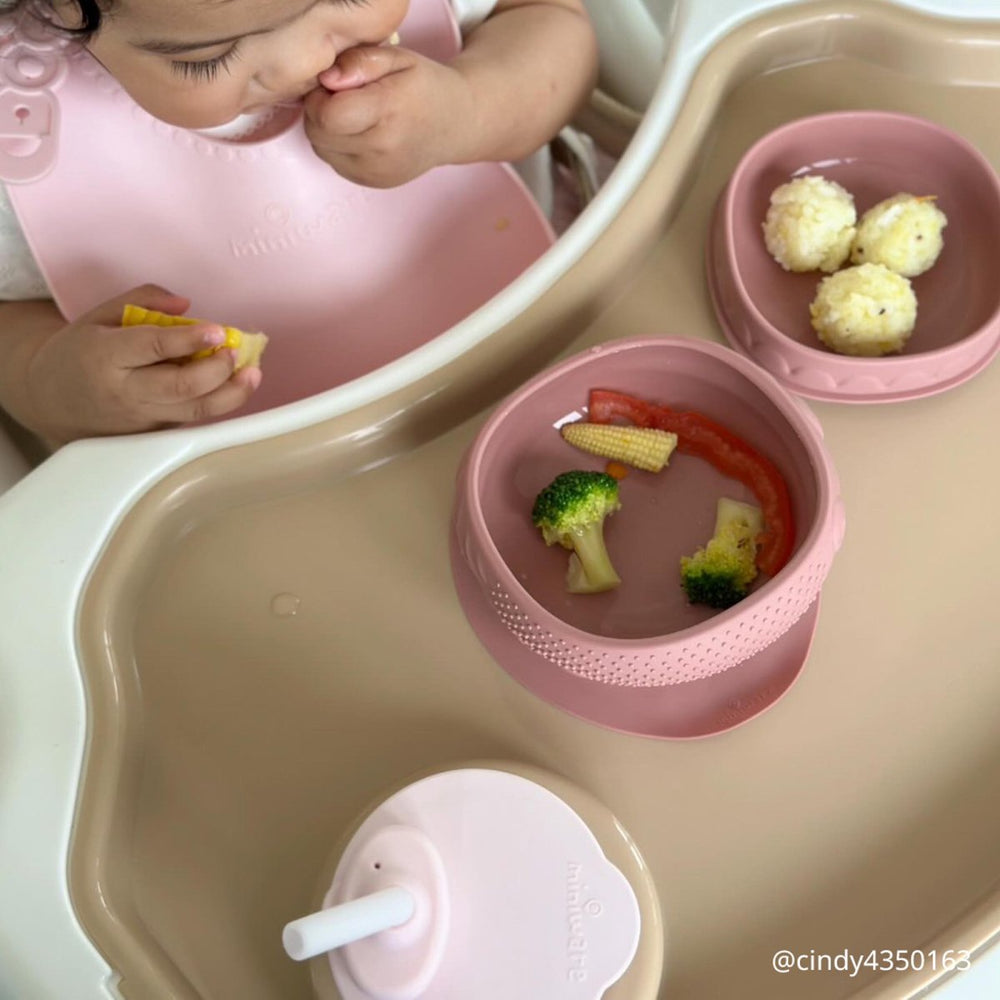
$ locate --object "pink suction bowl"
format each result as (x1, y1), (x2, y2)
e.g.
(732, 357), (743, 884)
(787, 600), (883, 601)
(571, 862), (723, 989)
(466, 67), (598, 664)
(452, 337), (845, 688)
(708, 111), (1000, 403)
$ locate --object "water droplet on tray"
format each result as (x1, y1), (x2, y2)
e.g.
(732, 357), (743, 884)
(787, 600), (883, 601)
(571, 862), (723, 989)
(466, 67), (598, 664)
(270, 593), (300, 617)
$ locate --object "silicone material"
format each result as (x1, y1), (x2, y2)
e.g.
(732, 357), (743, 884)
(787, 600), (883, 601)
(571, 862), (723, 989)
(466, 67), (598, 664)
(4, 6), (1000, 1000)
(708, 110), (1000, 402)
(0, 36), (64, 182)
(452, 336), (845, 687)
(334, 826), (449, 1000)
(322, 769), (642, 1000)
(451, 524), (820, 738)
(0, 1), (554, 417)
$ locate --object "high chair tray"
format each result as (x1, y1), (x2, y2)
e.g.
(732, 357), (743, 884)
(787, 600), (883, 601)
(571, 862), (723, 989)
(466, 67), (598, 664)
(2, 2), (1000, 999)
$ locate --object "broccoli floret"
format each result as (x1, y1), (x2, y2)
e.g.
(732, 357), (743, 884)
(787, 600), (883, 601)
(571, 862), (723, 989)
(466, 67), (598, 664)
(532, 470), (622, 593)
(680, 498), (764, 609)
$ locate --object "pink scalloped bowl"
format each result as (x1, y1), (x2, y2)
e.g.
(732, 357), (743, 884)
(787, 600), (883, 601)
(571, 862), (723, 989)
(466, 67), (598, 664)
(707, 111), (1000, 403)
(451, 337), (846, 687)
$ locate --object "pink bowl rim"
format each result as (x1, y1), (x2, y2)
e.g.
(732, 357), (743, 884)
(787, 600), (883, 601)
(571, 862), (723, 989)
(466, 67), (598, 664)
(460, 335), (842, 653)
(719, 109), (1000, 375)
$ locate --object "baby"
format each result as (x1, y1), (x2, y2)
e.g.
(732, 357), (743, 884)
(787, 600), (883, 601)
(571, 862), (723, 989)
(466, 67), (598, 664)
(0, 0), (597, 445)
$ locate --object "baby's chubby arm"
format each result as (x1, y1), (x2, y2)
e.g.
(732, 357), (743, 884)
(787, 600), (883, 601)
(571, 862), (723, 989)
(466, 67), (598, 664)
(303, 0), (598, 187)
(0, 287), (261, 446)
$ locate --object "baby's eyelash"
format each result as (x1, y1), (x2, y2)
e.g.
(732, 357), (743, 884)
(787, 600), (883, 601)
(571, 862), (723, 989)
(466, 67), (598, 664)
(171, 45), (241, 82)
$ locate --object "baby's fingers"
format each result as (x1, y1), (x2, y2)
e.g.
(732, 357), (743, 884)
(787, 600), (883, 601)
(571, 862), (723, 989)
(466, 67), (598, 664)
(318, 44), (408, 93)
(128, 349), (239, 405)
(172, 366), (263, 424)
(114, 321), (228, 369)
(83, 283), (191, 328)
(128, 361), (262, 425)
(305, 85), (384, 140)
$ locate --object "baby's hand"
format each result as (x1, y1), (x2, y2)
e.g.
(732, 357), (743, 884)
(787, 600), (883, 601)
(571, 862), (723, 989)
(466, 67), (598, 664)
(303, 45), (475, 188)
(27, 285), (261, 444)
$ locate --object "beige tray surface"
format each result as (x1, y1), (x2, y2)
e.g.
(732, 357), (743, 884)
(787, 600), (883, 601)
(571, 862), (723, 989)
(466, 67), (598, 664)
(72, 4), (1000, 998)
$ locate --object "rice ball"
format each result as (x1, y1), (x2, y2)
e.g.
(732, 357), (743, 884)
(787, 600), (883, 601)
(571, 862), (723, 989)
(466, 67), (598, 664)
(762, 175), (857, 272)
(809, 263), (917, 356)
(849, 193), (947, 277)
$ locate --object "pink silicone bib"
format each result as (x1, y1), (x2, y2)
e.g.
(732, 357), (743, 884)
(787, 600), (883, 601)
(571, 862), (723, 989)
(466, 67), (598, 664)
(0, 3), (554, 416)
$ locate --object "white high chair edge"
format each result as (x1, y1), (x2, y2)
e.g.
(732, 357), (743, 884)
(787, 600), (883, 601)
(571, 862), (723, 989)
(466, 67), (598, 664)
(1, 2), (999, 998)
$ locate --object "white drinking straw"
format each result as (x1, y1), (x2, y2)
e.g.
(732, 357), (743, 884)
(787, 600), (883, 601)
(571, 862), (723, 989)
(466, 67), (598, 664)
(282, 886), (416, 962)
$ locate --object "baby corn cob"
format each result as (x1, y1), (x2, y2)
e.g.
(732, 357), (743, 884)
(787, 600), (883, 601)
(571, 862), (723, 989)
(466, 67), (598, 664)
(121, 304), (268, 370)
(560, 422), (678, 472)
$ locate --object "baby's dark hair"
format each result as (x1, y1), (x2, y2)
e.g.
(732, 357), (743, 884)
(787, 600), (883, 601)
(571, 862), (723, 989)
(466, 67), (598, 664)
(1, 0), (110, 35)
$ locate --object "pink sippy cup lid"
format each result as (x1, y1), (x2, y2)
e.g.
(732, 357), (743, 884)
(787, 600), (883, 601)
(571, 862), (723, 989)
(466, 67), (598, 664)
(283, 768), (645, 1000)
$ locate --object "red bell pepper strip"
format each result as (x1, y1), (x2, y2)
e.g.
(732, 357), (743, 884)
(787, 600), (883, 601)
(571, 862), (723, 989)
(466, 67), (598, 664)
(588, 389), (795, 576)
(587, 389), (658, 428)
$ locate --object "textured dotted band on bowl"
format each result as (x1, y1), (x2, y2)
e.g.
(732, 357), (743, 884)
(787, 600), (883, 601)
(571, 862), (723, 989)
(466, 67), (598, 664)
(487, 557), (831, 688)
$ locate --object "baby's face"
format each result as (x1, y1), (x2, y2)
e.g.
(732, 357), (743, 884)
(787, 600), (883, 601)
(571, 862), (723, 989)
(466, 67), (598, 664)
(55, 0), (410, 129)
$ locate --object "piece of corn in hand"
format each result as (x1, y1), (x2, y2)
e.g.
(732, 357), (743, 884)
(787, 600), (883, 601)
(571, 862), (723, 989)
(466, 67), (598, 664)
(560, 421), (678, 472)
(121, 304), (268, 370)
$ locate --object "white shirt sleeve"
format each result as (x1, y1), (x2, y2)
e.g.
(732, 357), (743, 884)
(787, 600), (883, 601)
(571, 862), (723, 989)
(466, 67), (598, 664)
(449, 0), (499, 33)
(0, 185), (50, 301)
